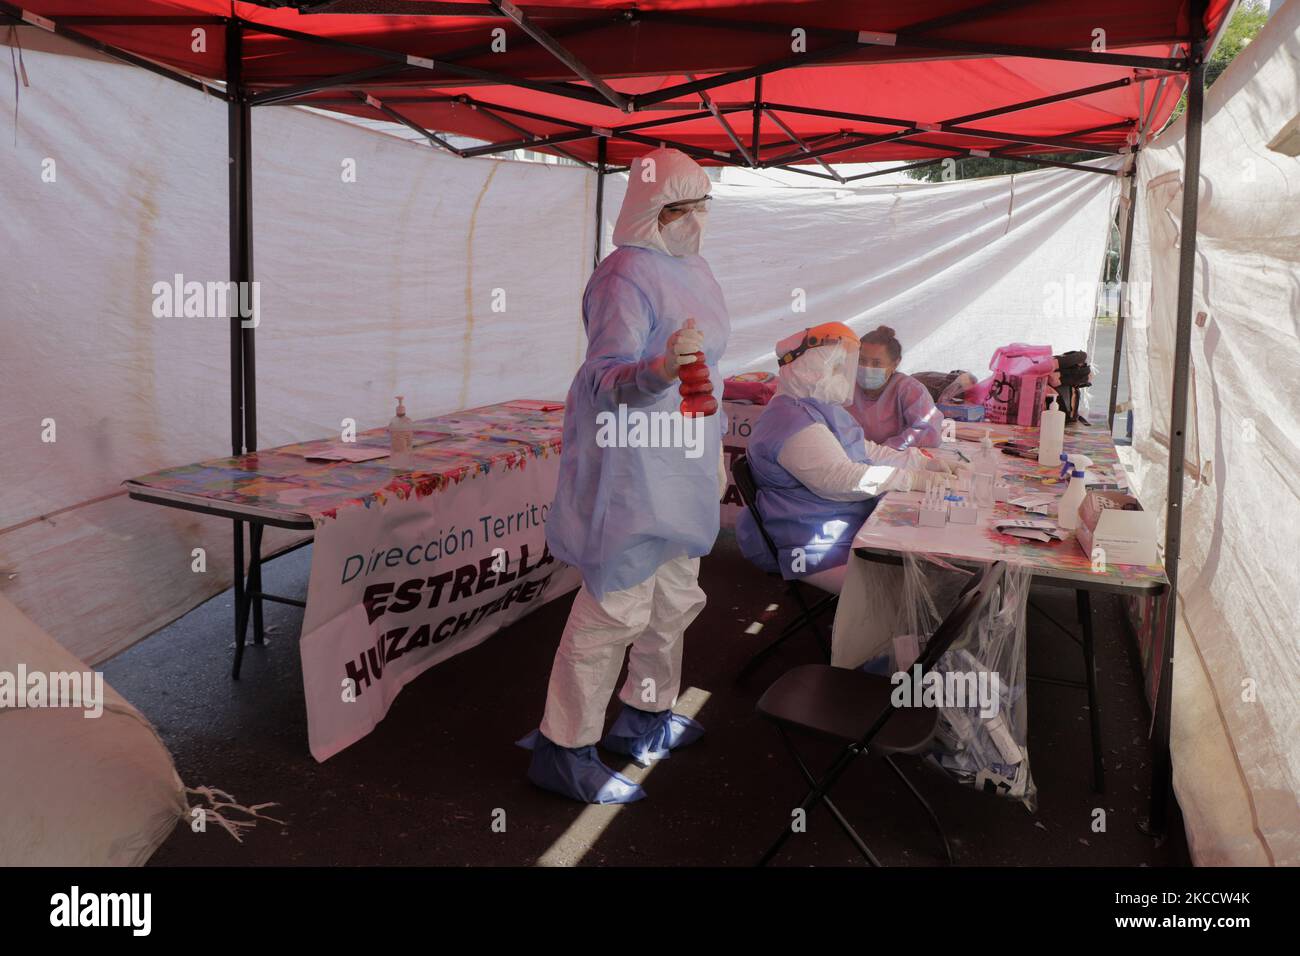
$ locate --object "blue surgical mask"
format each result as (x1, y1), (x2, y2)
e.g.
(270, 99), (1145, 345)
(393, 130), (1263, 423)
(857, 366), (888, 390)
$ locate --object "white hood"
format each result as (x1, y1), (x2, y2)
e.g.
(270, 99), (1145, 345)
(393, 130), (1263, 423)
(612, 147), (712, 256)
(776, 343), (858, 406)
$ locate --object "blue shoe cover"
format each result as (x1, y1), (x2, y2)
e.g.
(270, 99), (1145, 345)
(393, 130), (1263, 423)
(859, 653), (893, 677)
(600, 704), (705, 767)
(516, 729), (646, 804)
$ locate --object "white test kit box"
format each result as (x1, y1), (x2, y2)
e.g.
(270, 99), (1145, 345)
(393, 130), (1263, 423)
(1075, 493), (1158, 567)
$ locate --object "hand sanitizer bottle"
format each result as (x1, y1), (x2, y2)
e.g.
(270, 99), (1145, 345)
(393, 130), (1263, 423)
(389, 396), (414, 471)
(1058, 467), (1087, 530)
(976, 429), (1000, 478)
(1038, 394), (1065, 465)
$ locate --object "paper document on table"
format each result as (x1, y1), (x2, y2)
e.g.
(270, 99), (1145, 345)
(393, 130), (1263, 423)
(303, 443), (391, 463)
(954, 425), (1010, 444)
(1009, 493), (1056, 514)
(503, 399), (565, 412)
(994, 518), (1065, 543)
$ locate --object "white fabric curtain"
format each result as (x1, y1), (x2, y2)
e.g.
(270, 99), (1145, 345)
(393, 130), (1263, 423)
(1124, 1), (1300, 865)
(0, 37), (594, 665)
(604, 160), (1119, 380)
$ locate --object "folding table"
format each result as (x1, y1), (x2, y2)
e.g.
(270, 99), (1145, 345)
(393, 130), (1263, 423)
(124, 401), (566, 679)
(833, 421), (1168, 793)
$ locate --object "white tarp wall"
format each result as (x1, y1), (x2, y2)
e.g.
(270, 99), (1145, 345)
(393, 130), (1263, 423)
(611, 161), (1119, 379)
(1, 36), (595, 666)
(2, 33), (1114, 667)
(1124, 0), (1300, 865)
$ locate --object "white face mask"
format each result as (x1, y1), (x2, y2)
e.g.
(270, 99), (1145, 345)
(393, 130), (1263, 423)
(857, 365), (890, 390)
(804, 347), (855, 405)
(661, 209), (705, 256)
(820, 352), (855, 405)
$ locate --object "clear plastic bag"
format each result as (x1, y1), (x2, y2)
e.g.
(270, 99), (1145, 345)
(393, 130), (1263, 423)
(872, 553), (1037, 810)
(858, 552), (971, 674)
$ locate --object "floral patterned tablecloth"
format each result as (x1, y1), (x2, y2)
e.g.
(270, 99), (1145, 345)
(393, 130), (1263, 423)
(855, 422), (1168, 591)
(124, 401), (565, 528)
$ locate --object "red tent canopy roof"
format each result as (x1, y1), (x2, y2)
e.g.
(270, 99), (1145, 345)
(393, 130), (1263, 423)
(6, 1), (1231, 168)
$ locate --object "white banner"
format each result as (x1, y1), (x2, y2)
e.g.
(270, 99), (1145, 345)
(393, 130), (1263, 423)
(300, 461), (581, 761)
(720, 401), (764, 528)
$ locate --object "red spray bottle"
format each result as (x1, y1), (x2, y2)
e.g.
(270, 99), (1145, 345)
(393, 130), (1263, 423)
(677, 318), (717, 417)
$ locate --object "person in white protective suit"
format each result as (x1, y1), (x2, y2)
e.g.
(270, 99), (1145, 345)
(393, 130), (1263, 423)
(736, 323), (951, 595)
(517, 148), (731, 804)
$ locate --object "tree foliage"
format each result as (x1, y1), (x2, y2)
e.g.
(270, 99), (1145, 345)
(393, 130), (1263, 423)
(1206, 0), (1269, 87)
(905, 152), (1098, 183)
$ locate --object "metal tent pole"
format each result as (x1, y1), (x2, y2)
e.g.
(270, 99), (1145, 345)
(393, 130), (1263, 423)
(226, 19), (246, 681)
(1147, 3), (1206, 838)
(485, 0), (629, 111)
(594, 137), (607, 269)
(0, 3), (229, 100)
(238, 108), (256, 461)
(226, 18), (261, 677)
(1107, 171), (1139, 432)
(238, 71), (264, 650)
(241, 18), (614, 109)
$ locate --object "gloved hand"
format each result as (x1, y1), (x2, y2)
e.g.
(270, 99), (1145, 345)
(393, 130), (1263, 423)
(950, 464), (976, 491)
(903, 469), (946, 494)
(907, 448), (953, 475)
(663, 318), (704, 378)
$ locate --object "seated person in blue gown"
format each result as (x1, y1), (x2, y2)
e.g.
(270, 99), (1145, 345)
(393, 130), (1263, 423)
(736, 323), (950, 594)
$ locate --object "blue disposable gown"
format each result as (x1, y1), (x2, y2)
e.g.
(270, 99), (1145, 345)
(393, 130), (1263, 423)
(849, 371), (943, 449)
(546, 245), (731, 599)
(736, 395), (878, 579)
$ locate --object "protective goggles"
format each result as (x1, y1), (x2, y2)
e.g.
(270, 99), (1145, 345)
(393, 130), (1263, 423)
(662, 196), (712, 214)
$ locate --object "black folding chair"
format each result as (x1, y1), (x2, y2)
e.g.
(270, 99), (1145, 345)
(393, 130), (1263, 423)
(755, 560), (1008, 866)
(731, 454), (837, 679)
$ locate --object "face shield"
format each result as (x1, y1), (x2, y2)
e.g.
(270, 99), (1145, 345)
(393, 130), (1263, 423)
(792, 342), (858, 404)
(775, 323), (862, 406)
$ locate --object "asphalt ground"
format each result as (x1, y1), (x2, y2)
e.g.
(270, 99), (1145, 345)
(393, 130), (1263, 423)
(104, 527), (1188, 868)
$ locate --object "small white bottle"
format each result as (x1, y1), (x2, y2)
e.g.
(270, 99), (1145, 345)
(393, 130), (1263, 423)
(975, 429), (1000, 477)
(968, 431), (995, 507)
(1057, 467), (1087, 530)
(389, 395), (414, 470)
(1038, 394), (1065, 465)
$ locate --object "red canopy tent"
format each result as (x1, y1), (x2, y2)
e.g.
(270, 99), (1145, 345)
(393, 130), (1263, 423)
(1, 0), (1233, 840)
(7, 0), (1227, 172)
